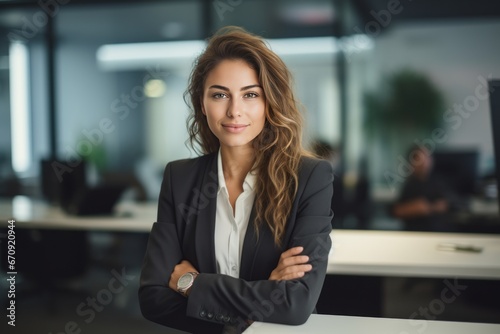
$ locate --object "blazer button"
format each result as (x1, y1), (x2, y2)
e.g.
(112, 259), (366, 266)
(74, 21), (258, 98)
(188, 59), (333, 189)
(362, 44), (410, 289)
(199, 310), (206, 318)
(216, 314), (223, 321)
(207, 312), (214, 319)
(223, 315), (231, 323)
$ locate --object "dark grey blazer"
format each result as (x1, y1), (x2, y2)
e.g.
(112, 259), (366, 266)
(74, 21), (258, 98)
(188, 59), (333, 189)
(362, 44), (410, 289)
(139, 152), (333, 334)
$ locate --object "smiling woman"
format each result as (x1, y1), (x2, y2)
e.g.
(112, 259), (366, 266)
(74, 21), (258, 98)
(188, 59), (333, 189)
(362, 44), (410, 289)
(139, 26), (334, 334)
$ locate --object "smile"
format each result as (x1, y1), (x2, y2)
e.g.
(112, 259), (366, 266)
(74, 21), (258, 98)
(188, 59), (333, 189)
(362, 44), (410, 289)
(222, 124), (249, 133)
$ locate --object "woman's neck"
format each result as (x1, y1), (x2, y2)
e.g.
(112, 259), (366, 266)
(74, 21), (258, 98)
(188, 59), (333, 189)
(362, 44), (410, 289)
(220, 145), (255, 182)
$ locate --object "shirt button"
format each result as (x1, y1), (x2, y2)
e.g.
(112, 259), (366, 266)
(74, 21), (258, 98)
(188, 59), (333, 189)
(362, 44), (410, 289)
(232, 265), (237, 271)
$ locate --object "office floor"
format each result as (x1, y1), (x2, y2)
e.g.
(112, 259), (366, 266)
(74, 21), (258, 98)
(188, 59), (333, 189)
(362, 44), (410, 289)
(0, 265), (187, 334)
(0, 232), (187, 334)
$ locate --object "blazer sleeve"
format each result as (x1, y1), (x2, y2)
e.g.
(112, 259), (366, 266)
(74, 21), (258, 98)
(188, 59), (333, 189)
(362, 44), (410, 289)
(186, 159), (333, 329)
(138, 163), (223, 333)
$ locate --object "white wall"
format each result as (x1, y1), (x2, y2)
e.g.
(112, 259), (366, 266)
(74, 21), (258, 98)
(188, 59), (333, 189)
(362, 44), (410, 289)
(287, 60), (340, 147)
(56, 41), (119, 163)
(145, 70), (193, 169)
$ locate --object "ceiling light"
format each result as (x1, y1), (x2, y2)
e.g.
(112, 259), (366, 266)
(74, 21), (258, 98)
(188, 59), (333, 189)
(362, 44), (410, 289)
(144, 79), (167, 98)
(96, 37), (339, 71)
(96, 40), (206, 71)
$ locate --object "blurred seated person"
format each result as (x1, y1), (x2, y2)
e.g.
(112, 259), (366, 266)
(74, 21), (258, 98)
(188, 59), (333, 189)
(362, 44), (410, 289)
(391, 145), (451, 231)
(311, 140), (344, 227)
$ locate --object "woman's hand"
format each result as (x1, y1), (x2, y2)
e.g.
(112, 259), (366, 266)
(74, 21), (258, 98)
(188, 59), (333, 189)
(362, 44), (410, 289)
(168, 260), (198, 292)
(269, 246), (312, 281)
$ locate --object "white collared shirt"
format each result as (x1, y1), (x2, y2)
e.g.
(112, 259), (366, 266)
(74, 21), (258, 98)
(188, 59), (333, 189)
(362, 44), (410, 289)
(214, 149), (256, 278)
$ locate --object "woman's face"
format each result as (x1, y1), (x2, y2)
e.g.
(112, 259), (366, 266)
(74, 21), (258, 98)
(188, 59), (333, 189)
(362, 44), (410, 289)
(202, 59), (266, 150)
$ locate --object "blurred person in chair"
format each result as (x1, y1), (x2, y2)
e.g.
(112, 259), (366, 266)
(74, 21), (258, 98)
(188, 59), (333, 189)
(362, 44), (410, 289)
(391, 145), (451, 231)
(139, 27), (333, 334)
(311, 140), (343, 227)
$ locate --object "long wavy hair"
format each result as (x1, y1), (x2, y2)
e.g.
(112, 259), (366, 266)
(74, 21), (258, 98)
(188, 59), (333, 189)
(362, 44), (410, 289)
(186, 26), (310, 246)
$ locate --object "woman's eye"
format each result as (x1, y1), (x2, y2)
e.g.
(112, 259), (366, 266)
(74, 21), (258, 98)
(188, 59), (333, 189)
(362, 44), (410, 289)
(212, 93), (228, 99)
(244, 92), (258, 98)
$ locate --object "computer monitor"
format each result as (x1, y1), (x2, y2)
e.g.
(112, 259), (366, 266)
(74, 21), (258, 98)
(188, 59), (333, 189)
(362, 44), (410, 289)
(432, 150), (478, 196)
(489, 80), (500, 208)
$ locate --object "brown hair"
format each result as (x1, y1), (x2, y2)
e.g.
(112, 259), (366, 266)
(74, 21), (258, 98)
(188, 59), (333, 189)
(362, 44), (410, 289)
(186, 26), (310, 246)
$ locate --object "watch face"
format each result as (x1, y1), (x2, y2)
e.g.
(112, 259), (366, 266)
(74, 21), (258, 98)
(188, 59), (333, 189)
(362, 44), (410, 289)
(178, 273), (193, 289)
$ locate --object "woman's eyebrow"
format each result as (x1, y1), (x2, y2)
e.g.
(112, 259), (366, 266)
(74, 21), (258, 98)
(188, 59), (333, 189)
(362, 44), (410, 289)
(240, 84), (262, 91)
(208, 84), (262, 91)
(208, 85), (229, 91)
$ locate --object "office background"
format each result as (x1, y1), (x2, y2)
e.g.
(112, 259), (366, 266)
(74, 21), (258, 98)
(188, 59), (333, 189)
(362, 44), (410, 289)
(0, 0), (499, 333)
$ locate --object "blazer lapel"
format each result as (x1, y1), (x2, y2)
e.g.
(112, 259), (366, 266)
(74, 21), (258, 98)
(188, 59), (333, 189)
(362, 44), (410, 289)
(239, 206), (260, 280)
(194, 153), (218, 274)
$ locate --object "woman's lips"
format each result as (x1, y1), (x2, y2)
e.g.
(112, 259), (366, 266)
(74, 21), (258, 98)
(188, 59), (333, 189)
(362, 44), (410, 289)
(222, 124), (249, 133)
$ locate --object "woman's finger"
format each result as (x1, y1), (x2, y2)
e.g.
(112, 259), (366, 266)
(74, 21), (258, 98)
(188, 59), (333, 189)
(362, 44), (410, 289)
(275, 264), (313, 280)
(280, 271), (305, 281)
(280, 255), (309, 268)
(279, 264), (312, 276)
(280, 246), (304, 260)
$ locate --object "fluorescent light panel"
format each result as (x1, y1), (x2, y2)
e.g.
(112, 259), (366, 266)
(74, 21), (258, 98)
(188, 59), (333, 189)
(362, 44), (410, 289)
(96, 37), (342, 70)
(96, 40), (206, 70)
(9, 42), (31, 174)
(268, 37), (338, 55)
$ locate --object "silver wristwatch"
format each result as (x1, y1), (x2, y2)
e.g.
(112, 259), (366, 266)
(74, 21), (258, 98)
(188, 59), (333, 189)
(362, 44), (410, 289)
(177, 272), (198, 296)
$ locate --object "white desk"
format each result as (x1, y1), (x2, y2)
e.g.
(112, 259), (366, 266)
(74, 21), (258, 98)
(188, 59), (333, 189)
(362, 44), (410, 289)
(0, 197), (155, 232)
(328, 230), (500, 280)
(245, 314), (500, 334)
(2, 198), (500, 280)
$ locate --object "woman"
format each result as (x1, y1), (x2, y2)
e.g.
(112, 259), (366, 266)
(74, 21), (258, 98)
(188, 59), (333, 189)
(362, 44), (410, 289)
(139, 26), (333, 334)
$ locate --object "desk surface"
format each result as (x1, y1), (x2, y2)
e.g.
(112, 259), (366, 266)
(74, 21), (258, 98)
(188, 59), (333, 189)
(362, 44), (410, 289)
(246, 314), (500, 334)
(328, 230), (500, 279)
(0, 197), (156, 232)
(2, 198), (500, 279)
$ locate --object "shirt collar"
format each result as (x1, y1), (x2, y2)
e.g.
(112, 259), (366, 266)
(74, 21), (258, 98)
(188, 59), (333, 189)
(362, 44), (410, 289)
(217, 149), (256, 194)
